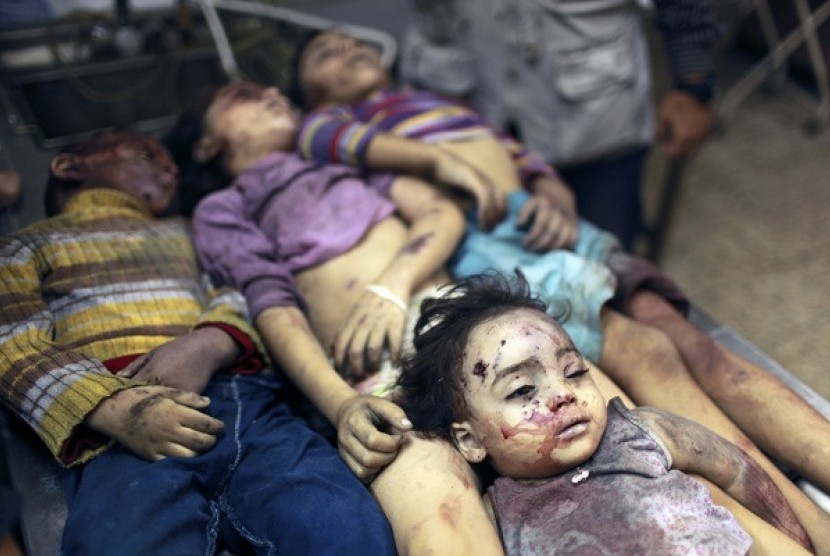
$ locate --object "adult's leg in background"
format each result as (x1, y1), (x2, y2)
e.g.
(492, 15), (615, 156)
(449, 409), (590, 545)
(559, 147), (649, 251)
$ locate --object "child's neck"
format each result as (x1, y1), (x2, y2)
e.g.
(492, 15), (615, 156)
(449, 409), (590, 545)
(227, 146), (285, 177)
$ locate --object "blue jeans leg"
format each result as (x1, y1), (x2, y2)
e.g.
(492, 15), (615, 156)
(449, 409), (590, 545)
(219, 375), (396, 556)
(60, 374), (394, 555)
(60, 442), (226, 555)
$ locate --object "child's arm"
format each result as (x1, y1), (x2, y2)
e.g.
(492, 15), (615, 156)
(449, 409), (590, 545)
(117, 326), (243, 394)
(636, 407), (812, 550)
(333, 174), (465, 376)
(694, 476), (812, 556)
(299, 110), (505, 229)
(256, 305), (412, 481)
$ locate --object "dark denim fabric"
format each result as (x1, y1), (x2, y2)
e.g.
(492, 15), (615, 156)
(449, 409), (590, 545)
(60, 374), (395, 555)
(560, 147), (649, 252)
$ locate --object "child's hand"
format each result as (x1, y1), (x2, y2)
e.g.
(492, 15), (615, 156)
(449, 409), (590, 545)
(334, 287), (408, 380)
(118, 327), (240, 394)
(432, 148), (506, 230)
(516, 193), (579, 252)
(336, 394), (412, 482)
(86, 386), (225, 461)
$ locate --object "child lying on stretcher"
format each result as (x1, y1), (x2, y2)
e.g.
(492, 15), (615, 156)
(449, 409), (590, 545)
(396, 271), (813, 555)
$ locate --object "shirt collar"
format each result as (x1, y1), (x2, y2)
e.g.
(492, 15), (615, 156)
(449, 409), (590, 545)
(63, 188), (153, 217)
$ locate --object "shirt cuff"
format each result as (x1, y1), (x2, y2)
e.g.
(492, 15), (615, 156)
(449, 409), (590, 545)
(674, 79), (715, 105)
(196, 322), (266, 375)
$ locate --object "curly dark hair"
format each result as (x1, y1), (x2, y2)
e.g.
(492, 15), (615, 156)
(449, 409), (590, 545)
(396, 270), (568, 441)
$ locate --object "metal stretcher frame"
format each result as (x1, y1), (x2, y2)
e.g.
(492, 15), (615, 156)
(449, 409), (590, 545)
(2, 2), (829, 554)
(196, 0), (398, 81)
(717, 0), (830, 133)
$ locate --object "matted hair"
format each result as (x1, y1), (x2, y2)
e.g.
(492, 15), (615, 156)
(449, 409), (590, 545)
(396, 270), (569, 440)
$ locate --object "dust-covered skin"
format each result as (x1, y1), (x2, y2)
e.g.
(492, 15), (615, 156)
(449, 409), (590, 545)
(50, 131), (179, 217)
(87, 385), (225, 461)
(452, 308), (607, 479)
(637, 406), (812, 550)
(118, 326), (240, 394)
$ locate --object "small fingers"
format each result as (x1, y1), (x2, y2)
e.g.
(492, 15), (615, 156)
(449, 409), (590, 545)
(157, 442), (200, 460)
(334, 314), (360, 370)
(364, 325), (388, 372)
(338, 444), (377, 483)
(169, 389), (212, 410)
(339, 432), (399, 482)
(347, 326), (370, 379)
(180, 410), (225, 436)
(173, 425), (221, 453)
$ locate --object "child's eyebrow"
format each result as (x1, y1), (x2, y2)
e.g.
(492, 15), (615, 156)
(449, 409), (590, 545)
(490, 346), (579, 388)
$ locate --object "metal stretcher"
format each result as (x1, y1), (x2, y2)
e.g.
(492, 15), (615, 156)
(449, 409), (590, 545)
(1, 2), (828, 554)
(717, 0), (830, 134)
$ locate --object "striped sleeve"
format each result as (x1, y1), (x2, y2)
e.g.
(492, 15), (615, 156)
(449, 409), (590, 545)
(653, 0), (722, 83)
(0, 234), (135, 465)
(297, 106), (378, 169)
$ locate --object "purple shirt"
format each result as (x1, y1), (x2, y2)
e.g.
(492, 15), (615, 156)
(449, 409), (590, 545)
(192, 152), (395, 318)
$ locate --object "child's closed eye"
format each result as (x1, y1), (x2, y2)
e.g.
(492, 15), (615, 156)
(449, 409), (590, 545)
(565, 367), (589, 380)
(506, 385), (535, 400)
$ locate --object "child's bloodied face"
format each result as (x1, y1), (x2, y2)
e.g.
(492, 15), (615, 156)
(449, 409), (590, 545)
(205, 81), (299, 155)
(298, 31), (388, 108)
(75, 132), (179, 216)
(455, 309), (607, 480)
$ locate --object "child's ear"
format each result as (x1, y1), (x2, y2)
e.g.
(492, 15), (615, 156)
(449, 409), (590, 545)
(451, 421), (487, 464)
(50, 154), (85, 181)
(193, 136), (221, 163)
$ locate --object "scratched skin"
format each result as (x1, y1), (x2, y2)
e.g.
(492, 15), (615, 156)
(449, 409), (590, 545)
(456, 309), (607, 479)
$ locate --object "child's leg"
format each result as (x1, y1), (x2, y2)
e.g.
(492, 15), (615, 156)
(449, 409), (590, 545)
(629, 290), (830, 493)
(598, 307), (830, 553)
(371, 435), (504, 556)
(60, 445), (216, 554)
(221, 375), (395, 556)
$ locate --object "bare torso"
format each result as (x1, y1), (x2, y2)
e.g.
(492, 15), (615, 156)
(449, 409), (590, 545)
(296, 136), (519, 350)
(296, 217), (449, 350)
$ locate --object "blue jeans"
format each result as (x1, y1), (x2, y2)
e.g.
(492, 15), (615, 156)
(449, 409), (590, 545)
(559, 147), (649, 252)
(60, 374), (395, 555)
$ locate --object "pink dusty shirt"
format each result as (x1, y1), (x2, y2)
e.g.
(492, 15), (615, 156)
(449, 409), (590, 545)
(489, 398), (752, 555)
(192, 152), (395, 318)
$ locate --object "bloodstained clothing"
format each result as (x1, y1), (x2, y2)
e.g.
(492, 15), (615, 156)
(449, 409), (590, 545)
(489, 398), (752, 555)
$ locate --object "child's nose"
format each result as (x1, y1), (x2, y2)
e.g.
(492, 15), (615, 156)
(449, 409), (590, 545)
(546, 389), (575, 412)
